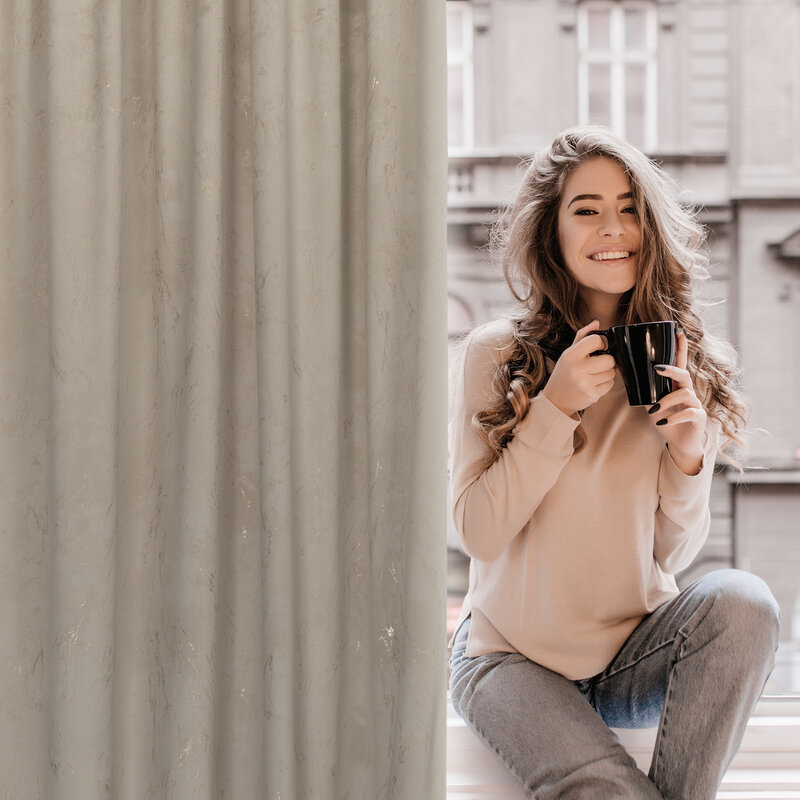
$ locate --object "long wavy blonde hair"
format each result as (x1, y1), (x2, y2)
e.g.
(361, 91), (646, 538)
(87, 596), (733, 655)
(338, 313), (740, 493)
(474, 126), (746, 464)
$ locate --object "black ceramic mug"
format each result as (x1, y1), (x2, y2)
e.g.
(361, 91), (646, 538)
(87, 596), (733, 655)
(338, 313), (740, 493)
(594, 321), (678, 406)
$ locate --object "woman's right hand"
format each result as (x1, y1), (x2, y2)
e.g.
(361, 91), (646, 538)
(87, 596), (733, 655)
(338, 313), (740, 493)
(541, 319), (616, 417)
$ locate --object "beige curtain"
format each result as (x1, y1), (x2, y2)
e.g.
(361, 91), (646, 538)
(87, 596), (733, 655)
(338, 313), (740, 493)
(0, 2), (447, 798)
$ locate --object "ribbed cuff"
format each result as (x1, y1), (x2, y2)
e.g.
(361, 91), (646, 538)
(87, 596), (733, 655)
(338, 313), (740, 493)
(659, 432), (712, 500)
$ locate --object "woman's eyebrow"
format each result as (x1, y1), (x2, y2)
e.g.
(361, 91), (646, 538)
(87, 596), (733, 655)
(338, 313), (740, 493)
(567, 191), (633, 207)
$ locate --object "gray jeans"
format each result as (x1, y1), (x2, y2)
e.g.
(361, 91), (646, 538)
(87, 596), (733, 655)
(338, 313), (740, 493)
(449, 569), (780, 799)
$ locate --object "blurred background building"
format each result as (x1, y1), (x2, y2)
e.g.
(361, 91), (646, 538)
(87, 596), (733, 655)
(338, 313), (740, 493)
(445, 0), (800, 692)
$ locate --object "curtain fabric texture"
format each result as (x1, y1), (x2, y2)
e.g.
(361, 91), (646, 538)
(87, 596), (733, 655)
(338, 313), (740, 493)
(0, 2), (447, 798)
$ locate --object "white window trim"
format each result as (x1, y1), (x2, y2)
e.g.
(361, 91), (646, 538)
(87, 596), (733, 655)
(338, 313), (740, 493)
(576, 0), (658, 151)
(447, 0), (475, 152)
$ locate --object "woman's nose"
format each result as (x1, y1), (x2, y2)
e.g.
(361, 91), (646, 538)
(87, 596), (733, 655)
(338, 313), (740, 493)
(598, 213), (625, 236)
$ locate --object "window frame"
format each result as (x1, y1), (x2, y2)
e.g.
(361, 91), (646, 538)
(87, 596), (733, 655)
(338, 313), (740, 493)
(576, 0), (658, 151)
(446, 0), (475, 152)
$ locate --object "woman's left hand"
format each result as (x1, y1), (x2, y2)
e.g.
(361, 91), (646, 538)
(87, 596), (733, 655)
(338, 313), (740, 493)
(647, 331), (707, 475)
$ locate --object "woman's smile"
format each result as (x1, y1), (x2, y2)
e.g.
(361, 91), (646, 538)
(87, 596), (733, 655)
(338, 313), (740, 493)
(587, 248), (635, 261)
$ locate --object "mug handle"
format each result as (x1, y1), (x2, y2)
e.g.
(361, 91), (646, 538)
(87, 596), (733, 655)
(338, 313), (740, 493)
(590, 329), (612, 357)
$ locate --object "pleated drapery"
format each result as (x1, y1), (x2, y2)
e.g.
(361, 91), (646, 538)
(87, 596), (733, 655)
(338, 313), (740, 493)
(0, 2), (447, 798)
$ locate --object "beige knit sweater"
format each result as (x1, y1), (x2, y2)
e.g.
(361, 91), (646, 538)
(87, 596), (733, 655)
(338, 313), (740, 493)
(450, 318), (720, 680)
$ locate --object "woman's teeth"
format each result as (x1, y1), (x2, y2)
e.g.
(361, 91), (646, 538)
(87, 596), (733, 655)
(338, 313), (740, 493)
(591, 251), (631, 261)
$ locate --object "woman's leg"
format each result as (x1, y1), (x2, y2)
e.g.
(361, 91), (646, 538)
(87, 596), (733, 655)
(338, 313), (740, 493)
(584, 569), (780, 800)
(449, 618), (663, 799)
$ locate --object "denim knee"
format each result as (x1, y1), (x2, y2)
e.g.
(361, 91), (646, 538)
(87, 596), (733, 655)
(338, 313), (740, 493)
(699, 569), (780, 656)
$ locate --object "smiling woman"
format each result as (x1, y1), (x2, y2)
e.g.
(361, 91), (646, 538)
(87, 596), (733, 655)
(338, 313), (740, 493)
(448, 127), (779, 800)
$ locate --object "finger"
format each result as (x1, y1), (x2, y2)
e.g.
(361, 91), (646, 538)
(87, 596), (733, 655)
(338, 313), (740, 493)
(585, 375), (615, 403)
(648, 388), (699, 415)
(583, 353), (615, 373)
(595, 377), (615, 395)
(573, 318), (601, 345)
(577, 332), (610, 357)
(676, 329), (688, 371)
(587, 370), (616, 389)
(653, 362), (691, 388)
(653, 407), (706, 428)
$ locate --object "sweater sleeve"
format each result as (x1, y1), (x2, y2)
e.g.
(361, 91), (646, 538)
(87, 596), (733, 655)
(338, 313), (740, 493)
(449, 321), (581, 563)
(653, 418), (721, 575)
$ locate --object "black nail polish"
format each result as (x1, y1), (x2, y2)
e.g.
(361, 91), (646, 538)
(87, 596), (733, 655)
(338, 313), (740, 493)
(648, 403), (661, 415)
(654, 365), (667, 373)
(656, 418), (668, 426)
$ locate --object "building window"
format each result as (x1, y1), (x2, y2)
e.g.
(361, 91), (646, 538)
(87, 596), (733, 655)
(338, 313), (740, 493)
(577, 0), (657, 151)
(447, 1), (474, 151)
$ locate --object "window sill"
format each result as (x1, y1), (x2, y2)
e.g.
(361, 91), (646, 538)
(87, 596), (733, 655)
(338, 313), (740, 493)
(447, 698), (800, 799)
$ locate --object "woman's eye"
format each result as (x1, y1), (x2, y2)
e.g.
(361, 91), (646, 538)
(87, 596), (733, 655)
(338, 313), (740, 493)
(574, 206), (636, 216)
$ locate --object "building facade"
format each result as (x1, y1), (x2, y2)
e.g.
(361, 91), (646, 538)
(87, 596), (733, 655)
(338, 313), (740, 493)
(446, 0), (800, 691)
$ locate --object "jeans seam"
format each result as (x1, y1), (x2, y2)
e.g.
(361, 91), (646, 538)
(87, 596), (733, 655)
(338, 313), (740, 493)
(649, 595), (718, 787)
(595, 637), (677, 684)
(599, 589), (719, 684)
(650, 637), (680, 787)
(463, 714), (539, 799)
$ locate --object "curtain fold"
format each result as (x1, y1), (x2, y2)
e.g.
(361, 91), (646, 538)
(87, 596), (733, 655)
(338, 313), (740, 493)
(0, 1), (447, 798)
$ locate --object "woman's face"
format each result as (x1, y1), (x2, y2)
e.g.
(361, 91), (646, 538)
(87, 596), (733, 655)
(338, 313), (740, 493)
(556, 156), (641, 314)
